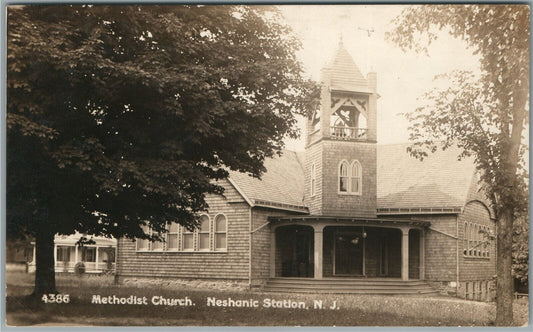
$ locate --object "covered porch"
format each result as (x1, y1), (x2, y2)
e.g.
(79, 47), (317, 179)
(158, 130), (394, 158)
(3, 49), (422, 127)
(268, 216), (429, 281)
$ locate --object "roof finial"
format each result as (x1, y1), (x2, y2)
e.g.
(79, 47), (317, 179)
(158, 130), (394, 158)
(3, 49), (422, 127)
(339, 32), (343, 46)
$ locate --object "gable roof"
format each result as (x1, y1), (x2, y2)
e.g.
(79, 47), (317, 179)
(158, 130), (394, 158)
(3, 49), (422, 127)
(228, 151), (307, 211)
(226, 144), (477, 214)
(377, 143), (476, 211)
(326, 43), (371, 93)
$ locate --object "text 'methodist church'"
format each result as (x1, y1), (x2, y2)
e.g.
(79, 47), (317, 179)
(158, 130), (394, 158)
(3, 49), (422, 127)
(116, 41), (496, 300)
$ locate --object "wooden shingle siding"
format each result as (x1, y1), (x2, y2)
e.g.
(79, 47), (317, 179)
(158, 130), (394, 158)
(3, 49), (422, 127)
(250, 208), (302, 285)
(116, 179), (251, 281)
(320, 140), (377, 218)
(423, 215), (459, 281)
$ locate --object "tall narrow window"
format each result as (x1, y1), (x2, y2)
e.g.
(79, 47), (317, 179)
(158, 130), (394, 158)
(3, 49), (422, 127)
(311, 164), (316, 196)
(199, 215), (210, 251)
(350, 161), (362, 194)
(214, 214), (227, 251)
(167, 222), (179, 251)
(463, 222), (468, 255)
(182, 226), (194, 251)
(339, 161), (349, 192)
(136, 224), (150, 251)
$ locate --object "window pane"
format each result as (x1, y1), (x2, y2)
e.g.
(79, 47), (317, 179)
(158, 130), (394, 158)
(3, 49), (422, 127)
(339, 177), (348, 192)
(215, 215), (226, 232)
(351, 162), (360, 176)
(168, 234), (178, 250)
(199, 234), (209, 250)
(351, 177), (360, 193)
(340, 163), (348, 176)
(137, 239), (149, 251)
(152, 241), (164, 251)
(200, 216), (209, 232)
(82, 248), (96, 262)
(183, 234), (193, 250)
(216, 234), (226, 250)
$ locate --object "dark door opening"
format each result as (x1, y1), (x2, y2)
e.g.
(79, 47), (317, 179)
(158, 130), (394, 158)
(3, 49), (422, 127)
(334, 232), (363, 275)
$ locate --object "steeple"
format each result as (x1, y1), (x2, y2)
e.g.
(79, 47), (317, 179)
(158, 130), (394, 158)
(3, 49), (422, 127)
(304, 42), (378, 218)
(327, 43), (371, 93)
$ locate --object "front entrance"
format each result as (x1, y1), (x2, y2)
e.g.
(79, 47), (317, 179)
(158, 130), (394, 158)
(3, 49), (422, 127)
(275, 225), (314, 278)
(271, 222), (425, 280)
(334, 231), (363, 275)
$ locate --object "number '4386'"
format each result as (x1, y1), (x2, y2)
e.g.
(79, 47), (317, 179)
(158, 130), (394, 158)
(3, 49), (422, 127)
(41, 294), (70, 304)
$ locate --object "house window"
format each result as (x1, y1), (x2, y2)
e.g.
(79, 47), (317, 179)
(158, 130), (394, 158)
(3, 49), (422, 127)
(81, 247), (96, 262)
(199, 215), (210, 251)
(167, 222), (179, 251)
(463, 222), (468, 255)
(215, 214), (227, 251)
(57, 246), (70, 262)
(136, 214), (228, 252)
(350, 160), (362, 194)
(339, 161), (349, 192)
(182, 227), (194, 251)
(311, 163), (316, 197)
(464, 221), (490, 258)
(136, 224), (150, 251)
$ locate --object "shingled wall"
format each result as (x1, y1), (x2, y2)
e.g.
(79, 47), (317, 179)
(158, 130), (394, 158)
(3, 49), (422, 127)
(116, 179), (251, 282)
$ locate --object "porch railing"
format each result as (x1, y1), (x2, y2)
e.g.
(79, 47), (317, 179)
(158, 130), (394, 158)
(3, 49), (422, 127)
(330, 126), (368, 140)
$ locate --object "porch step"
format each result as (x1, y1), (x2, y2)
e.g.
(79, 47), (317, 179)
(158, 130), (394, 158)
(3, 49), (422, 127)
(262, 278), (439, 295)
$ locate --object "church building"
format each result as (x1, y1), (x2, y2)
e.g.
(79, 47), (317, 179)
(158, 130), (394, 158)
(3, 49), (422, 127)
(115, 42), (496, 301)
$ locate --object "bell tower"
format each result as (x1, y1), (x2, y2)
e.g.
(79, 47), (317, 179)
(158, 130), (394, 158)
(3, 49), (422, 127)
(304, 41), (378, 218)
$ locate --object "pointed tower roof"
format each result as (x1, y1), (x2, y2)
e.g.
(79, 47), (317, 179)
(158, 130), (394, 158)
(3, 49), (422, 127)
(326, 41), (371, 93)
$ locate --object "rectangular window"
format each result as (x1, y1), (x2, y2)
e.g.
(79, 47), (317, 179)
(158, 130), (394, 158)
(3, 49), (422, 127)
(199, 216), (210, 251)
(136, 224), (150, 251)
(57, 246), (70, 262)
(182, 228), (194, 251)
(81, 247), (96, 262)
(167, 222), (179, 250)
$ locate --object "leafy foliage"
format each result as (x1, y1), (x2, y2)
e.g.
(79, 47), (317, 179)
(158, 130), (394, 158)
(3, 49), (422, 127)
(7, 5), (316, 243)
(387, 5), (529, 325)
(387, 4), (529, 218)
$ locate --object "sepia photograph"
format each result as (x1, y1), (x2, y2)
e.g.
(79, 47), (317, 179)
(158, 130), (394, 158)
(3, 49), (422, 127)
(4, 3), (530, 328)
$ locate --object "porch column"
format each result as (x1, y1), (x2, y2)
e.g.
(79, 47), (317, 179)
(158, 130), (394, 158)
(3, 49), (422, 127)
(313, 224), (325, 279)
(95, 246), (99, 272)
(419, 229), (425, 279)
(401, 227), (409, 281)
(74, 245), (79, 264)
(270, 230), (276, 278)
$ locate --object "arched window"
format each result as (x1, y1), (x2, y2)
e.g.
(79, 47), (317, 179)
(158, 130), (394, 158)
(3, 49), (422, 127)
(311, 164), (316, 197)
(214, 214), (227, 251)
(468, 223), (473, 256)
(463, 222), (468, 255)
(198, 215), (210, 251)
(339, 161), (349, 192)
(350, 161), (362, 194)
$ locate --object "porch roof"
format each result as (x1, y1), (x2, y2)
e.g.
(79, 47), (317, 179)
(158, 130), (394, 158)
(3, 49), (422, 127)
(267, 215), (431, 227)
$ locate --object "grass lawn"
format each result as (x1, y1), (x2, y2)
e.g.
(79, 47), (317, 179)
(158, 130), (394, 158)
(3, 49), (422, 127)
(5, 271), (529, 327)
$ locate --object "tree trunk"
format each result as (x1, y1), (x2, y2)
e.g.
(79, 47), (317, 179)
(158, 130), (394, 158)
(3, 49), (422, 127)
(31, 228), (57, 297)
(495, 208), (514, 326)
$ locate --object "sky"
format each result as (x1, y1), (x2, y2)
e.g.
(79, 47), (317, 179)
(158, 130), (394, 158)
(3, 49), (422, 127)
(278, 5), (482, 151)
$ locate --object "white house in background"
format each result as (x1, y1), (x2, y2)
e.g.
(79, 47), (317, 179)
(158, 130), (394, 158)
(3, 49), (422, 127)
(28, 233), (117, 274)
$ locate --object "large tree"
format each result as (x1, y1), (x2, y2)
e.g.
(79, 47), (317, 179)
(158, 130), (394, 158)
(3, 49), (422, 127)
(387, 5), (529, 326)
(7, 5), (316, 297)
